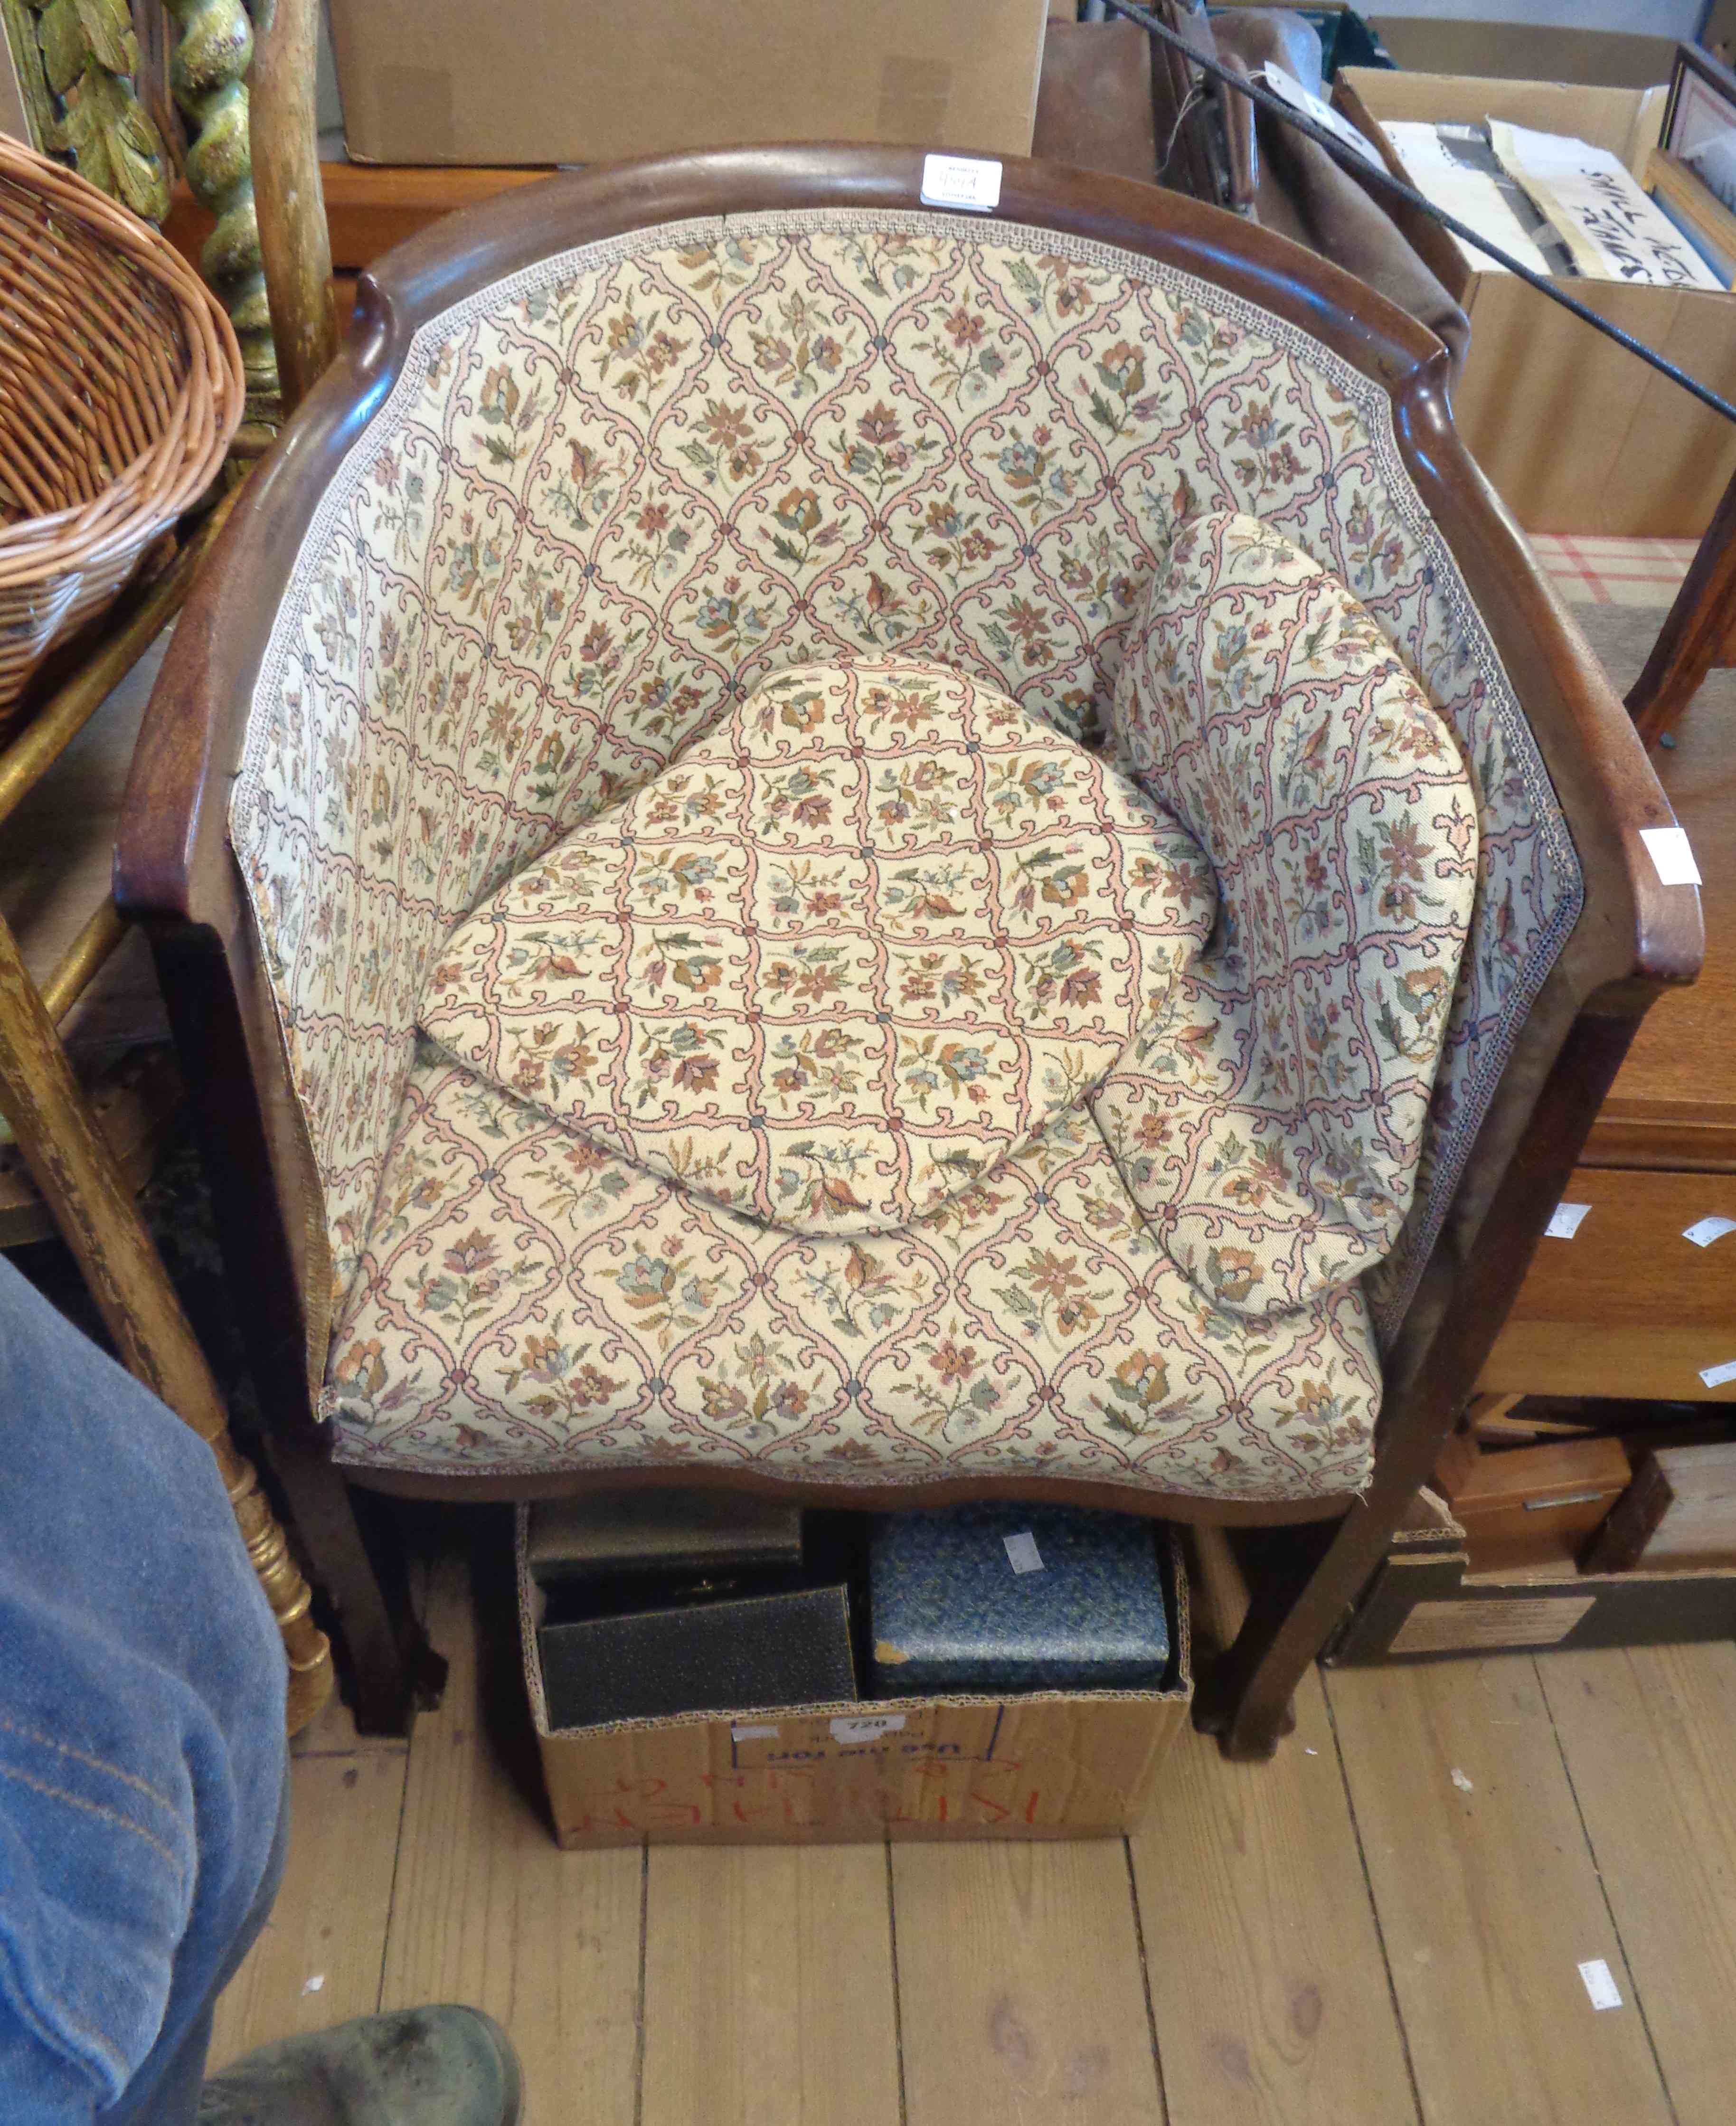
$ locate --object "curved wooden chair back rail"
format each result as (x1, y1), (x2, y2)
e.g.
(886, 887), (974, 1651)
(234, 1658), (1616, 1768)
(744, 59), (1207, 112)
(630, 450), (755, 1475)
(115, 145), (1701, 1756)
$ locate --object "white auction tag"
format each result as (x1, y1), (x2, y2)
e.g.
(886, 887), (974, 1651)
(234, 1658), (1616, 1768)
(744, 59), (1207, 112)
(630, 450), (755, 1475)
(1683, 1215), (1736, 1248)
(920, 153), (1002, 212)
(1700, 1358), (1736, 1389)
(1259, 64), (1386, 171)
(830, 1713), (906, 1745)
(731, 1723), (780, 1743)
(1545, 1201), (1592, 1239)
(1003, 1531), (1044, 1575)
(1578, 1958), (1623, 2012)
(1639, 826), (1702, 886)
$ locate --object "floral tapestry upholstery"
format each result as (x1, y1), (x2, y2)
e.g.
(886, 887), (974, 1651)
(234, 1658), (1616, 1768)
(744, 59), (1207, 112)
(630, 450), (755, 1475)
(232, 207), (1581, 1412)
(326, 1040), (1381, 1496)
(1099, 510), (1477, 1319)
(421, 658), (1216, 1234)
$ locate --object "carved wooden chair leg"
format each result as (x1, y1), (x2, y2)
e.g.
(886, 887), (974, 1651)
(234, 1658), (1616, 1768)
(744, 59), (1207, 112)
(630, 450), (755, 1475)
(1193, 1507), (1396, 1758)
(145, 929), (443, 1738)
(1626, 462), (1736, 747)
(0, 906), (333, 1733)
(1193, 1418), (1453, 1757)
(259, 1428), (447, 1738)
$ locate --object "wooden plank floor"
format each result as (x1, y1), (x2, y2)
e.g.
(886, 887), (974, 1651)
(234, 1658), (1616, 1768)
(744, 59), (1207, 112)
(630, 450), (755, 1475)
(210, 1531), (1736, 2126)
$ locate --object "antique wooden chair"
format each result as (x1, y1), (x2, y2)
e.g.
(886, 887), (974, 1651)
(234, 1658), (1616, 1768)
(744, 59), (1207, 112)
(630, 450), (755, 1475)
(116, 144), (1699, 1754)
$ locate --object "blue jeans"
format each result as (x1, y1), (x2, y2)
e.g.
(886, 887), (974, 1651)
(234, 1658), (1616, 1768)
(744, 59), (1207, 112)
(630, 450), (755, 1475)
(0, 1256), (289, 2124)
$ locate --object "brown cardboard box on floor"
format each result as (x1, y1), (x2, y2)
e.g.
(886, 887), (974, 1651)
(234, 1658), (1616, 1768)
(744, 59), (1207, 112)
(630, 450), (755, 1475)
(518, 1509), (1191, 1848)
(329, 0), (1049, 168)
(1334, 68), (1736, 537)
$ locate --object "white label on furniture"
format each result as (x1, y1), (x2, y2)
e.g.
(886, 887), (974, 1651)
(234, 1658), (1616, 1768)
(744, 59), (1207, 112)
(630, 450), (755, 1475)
(1545, 1201), (1592, 1239)
(1578, 1959), (1623, 2012)
(1003, 1531), (1044, 1574)
(1699, 1358), (1736, 1389)
(1639, 826), (1702, 885)
(830, 1713), (906, 1745)
(921, 153), (1002, 212)
(1683, 1215), (1736, 1248)
(731, 1723), (780, 1742)
(1258, 63), (1386, 171)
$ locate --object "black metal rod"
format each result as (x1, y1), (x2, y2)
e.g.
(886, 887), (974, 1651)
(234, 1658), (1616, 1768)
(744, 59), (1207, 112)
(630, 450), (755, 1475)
(1098, 0), (1736, 426)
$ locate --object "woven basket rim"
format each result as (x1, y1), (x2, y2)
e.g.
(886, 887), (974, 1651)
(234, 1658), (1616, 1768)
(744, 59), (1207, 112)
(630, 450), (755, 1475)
(0, 137), (244, 587)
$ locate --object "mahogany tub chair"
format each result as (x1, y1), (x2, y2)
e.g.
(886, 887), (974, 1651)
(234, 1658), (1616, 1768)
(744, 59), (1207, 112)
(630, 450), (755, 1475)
(116, 148), (1698, 1752)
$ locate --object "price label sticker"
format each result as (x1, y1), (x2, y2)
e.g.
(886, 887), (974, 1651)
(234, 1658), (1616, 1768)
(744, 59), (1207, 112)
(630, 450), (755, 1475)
(1003, 1531), (1045, 1574)
(1639, 826), (1701, 886)
(1699, 1358), (1736, 1389)
(1683, 1216), (1736, 1248)
(731, 1723), (780, 1743)
(830, 1713), (906, 1745)
(920, 153), (1003, 212)
(1545, 1201), (1592, 1239)
(1578, 1958), (1623, 2012)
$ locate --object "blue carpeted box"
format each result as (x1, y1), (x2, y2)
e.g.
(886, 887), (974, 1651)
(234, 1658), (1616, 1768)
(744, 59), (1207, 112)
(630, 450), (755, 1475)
(868, 1502), (1171, 1697)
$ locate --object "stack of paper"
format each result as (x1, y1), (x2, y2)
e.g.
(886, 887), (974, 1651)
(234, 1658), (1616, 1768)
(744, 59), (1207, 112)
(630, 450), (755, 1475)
(1381, 120), (1566, 277)
(1488, 121), (1724, 289)
(1377, 115), (1725, 288)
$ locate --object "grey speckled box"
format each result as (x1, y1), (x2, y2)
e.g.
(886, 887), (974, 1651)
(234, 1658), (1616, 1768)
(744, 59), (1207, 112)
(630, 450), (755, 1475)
(868, 1503), (1170, 1697)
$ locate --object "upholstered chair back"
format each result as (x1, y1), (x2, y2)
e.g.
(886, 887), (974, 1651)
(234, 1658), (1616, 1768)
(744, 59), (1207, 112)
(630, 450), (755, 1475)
(230, 209), (1579, 1349)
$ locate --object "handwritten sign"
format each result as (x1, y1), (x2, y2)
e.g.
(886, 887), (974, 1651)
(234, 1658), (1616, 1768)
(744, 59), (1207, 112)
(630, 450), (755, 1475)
(1489, 121), (1723, 288)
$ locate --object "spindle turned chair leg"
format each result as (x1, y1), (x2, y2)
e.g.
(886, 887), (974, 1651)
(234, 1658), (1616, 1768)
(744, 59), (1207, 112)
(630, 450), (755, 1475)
(0, 907), (335, 1733)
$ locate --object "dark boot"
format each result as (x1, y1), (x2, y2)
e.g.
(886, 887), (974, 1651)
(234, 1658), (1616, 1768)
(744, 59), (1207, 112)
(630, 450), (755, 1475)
(196, 2007), (521, 2126)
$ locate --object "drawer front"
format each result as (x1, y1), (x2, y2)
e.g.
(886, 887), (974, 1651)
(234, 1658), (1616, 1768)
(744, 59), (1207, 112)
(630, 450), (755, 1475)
(1479, 1168), (1736, 1402)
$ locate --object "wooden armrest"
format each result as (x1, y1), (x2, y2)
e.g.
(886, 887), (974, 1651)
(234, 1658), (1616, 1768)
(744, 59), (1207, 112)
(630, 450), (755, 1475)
(1387, 389), (1703, 1014)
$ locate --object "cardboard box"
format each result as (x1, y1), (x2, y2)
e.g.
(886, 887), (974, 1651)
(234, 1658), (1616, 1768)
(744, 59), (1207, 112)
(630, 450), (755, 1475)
(1369, 21), (1680, 93)
(329, 0), (1050, 168)
(1335, 67), (1736, 536)
(519, 1508), (1190, 1847)
(1325, 1486), (1736, 1663)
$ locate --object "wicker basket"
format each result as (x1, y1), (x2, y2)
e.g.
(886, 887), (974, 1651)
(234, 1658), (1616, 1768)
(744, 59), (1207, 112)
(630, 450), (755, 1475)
(0, 136), (244, 738)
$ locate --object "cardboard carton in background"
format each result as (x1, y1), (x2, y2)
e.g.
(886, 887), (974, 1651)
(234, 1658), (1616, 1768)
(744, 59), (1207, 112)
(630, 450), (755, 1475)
(1336, 68), (1736, 538)
(329, 0), (1050, 168)
(1369, 20), (1680, 93)
(519, 1511), (1192, 1849)
(0, 16), (34, 147)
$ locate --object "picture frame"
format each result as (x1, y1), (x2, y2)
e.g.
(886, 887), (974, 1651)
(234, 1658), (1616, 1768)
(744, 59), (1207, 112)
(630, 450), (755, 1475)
(1663, 41), (1736, 217)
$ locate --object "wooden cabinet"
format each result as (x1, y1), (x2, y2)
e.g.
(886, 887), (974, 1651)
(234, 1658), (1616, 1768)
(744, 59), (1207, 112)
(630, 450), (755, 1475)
(1481, 679), (1736, 1404)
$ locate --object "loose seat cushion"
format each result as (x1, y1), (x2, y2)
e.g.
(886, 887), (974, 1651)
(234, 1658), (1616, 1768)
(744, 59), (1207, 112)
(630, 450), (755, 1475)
(421, 659), (1216, 1234)
(1103, 511), (1478, 1319)
(324, 636), (1394, 1499)
(324, 1039), (1382, 1499)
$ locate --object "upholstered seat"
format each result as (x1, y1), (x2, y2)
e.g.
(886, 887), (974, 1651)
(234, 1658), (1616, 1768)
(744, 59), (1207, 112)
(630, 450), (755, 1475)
(327, 518), (1472, 1495)
(325, 1039), (1384, 1497)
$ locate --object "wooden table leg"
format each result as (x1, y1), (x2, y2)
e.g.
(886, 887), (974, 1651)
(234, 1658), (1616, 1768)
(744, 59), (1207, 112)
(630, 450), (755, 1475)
(0, 907), (333, 1734)
(1627, 464), (1736, 747)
